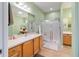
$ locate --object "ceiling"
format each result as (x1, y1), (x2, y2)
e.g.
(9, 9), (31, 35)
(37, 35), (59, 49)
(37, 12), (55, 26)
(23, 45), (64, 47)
(34, 2), (61, 13)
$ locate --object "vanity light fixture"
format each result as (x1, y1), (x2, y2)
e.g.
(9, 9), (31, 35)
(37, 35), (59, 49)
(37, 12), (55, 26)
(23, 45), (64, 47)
(50, 8), (53, 11)
(14, 2), (31, 13)
(18, 11), (23, 15)
(27, 7), (31, 11)
(23, 5), (27, 8)
(18, 2), (24, 6)
(45, 20), (50, 22)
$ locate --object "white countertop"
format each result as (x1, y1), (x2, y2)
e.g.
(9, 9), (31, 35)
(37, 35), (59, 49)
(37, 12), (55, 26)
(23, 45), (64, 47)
(8, 33), (41, 49)
(63, 31), (72, 34)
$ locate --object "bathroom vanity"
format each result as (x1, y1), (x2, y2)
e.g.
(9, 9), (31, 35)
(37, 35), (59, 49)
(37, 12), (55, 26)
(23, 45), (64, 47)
(63, 32), (72, 46)
(8, 33), (43, 57)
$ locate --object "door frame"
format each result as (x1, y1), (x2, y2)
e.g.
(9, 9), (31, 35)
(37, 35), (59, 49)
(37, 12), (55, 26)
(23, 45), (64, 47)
(1, 2), (8, 57)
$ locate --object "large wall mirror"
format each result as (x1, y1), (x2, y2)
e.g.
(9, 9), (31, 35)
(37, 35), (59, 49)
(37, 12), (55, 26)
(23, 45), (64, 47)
(62, 8), (72, 32)
(8, 2), (35, 36)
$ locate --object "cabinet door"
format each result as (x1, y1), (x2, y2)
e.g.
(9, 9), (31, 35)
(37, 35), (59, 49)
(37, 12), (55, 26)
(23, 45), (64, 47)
(23, 40), (33, 57)
(15, 45), (22, 57)
(40, 36), (43, 48)
(8, 45), (22, 57)
(63, 34), (71, 46)
(8, 47), (16, 57)
(34, 37), (40, 55)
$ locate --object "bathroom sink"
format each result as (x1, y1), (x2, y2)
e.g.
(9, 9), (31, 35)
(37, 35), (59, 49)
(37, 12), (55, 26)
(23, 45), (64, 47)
(8, 32), (41, 49)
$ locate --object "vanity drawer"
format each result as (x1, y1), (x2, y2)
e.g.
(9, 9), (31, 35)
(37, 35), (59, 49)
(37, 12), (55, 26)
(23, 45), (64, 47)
(8, 45), (22, 57)
(8, 48), (16, 57)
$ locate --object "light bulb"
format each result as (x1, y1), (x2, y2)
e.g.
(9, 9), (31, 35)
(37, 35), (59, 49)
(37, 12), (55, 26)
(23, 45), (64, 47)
(50, 8), (53, 11)
(18, 11), (22, 15)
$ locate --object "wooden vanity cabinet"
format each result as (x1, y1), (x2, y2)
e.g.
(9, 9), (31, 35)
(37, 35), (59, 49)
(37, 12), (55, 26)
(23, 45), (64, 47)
(63, 34), (72, 46)
(8, 36), (43, 57)
(8, 45), (22, 57)
(34, 37), (40, 55)
(23, 40), (33, 57)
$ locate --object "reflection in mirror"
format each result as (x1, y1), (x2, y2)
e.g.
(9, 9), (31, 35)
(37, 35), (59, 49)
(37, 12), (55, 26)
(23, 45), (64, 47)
(62, 8), (72, 32)
(8, 3), (35, 36)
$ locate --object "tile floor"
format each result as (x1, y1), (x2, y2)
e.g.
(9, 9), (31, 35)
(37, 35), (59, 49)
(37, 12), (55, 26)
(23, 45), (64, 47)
(38, 45), (73, 57)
